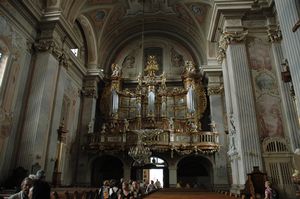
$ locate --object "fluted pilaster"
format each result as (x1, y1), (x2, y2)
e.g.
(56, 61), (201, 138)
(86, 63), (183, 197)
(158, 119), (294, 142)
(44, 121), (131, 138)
(17, 51), (60, 170)
(226, 41), (263, 183)
(269, 35), (300, 150)
(274, 0), (300, 120)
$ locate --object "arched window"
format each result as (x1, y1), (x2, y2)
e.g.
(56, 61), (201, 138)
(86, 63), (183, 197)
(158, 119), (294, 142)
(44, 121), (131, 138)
(0, 45), (9, 88)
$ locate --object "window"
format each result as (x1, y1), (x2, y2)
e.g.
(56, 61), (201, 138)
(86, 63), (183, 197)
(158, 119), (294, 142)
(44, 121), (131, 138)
(70, 48), (78, 57)
(0, 50), (8, 88)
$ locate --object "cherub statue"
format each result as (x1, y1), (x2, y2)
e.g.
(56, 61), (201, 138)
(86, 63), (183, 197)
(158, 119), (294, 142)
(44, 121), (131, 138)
(111, 63), (121, 77)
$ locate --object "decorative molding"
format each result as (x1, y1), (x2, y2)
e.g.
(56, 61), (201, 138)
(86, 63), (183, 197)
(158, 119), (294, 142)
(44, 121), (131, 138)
(34, 40), (62, 59)
(267, 27), (282, 43)
(207, 85), (223, 95)
(0, 107), (13, 137)
(217, 30), (248, 63)
(83, 79), (98, 98)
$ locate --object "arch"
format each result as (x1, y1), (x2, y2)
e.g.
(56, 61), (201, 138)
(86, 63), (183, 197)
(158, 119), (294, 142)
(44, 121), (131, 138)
(177, 155), (213, 190)
(130, 155), (169, 187)
(77, 15), (98, 69)
(91, 155), (124, 187)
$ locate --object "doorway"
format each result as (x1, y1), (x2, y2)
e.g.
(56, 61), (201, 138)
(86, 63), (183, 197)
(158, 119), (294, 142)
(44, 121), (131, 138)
(177, 156), (212, 190)
(131, 156), (169, 187)
(91, 155), (123, 186)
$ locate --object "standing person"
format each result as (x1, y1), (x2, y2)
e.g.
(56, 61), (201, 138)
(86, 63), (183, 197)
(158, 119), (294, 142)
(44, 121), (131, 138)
(109, 179), (120, 199)
(8, 177), (33, 199)
(131, 181), (142, 199)
(264, 181), (278, 199)
(118, 181), (133, 199)
(99, 180), (110, 199)
(30, 170), (51, 199)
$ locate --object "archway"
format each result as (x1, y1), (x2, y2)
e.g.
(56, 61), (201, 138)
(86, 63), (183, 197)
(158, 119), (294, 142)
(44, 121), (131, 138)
(177, 156), (213, 190)
(131, 156), (169, 188)
(91, 155), (123, 187)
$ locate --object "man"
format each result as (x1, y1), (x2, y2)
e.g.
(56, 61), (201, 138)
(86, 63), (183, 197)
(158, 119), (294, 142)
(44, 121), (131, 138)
(30, 170), (51, 199)
(9, 177), (32, 199)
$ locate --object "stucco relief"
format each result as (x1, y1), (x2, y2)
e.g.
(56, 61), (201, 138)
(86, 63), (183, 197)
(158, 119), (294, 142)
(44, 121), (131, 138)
(247, 38), (284, 139)
(187, 3), (209, 24)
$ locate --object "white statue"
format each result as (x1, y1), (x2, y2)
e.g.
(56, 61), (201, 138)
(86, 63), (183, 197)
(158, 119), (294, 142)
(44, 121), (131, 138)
(168, 117), (174, 130)
(87, 119), (94, 134)
(101, 123), (106, 134)
(124, 119), (129, 132)
(294, 148), (300, 172)
(111, 63), (121, 77)
(161, 71), (166, 86)
(137, 73), (143, 87)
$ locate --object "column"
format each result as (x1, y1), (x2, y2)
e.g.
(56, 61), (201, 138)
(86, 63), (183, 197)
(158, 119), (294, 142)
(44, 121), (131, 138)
(274, 0), (300, 123)
(267, 24), (300, 150)
(17, 39), (63, 171)
(205, 68), (229, 189)
(218, 28), (263, 192)
(76, 73), (101, 184)
(168, 165), (177, 188)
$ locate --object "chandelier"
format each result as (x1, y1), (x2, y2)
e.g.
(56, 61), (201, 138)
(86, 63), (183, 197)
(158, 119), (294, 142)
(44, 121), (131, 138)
(128, 130), (152, 166)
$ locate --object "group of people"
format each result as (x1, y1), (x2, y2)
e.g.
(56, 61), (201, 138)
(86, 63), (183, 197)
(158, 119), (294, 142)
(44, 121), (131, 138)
(8, 169), (50, 199)
(98, 178), (162, 199)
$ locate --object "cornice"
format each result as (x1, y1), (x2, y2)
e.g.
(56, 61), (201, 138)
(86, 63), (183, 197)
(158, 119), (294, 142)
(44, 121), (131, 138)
(207, 1), (253, 42)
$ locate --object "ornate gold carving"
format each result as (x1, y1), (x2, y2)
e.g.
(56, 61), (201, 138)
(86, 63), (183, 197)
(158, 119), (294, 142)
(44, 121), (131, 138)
(267, 27), (282, 43)
(217, 30), (248, 63)
(207, 85), (223, 95)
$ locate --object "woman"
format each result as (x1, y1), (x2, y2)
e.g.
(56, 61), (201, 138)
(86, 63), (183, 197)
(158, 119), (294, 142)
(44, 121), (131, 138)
(118, 181), (133, 199)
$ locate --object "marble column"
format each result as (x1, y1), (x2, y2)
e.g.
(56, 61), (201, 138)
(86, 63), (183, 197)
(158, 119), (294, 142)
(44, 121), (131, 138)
(76, 73), (101, 185)
(274, 0), (300, 123)
(204, 67), (229, 189)
(17, 40), (61, 171)
(267, 25), (300, 150)
(218, 30), (263, 192)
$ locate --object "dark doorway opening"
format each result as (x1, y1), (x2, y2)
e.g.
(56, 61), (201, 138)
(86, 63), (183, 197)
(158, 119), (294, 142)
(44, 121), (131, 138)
(177, 156), (212, 190)
(91, 155), (123, 186)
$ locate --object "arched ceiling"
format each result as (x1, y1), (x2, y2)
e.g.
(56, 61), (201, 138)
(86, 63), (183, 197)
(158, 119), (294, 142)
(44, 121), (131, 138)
(44, 0), (213, 71)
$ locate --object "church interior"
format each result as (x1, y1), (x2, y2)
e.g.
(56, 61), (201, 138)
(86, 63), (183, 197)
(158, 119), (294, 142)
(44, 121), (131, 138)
(1, 0), (300, 198)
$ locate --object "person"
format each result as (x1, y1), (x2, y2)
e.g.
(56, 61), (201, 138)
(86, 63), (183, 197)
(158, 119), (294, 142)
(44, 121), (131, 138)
(154, 179), (161, 189)
(30, 170), (51, 199)
(118, 181), (133, 199)
(264, 181), (278, 199)
(131, 181), (142, 199)
(109, 179), (120, 199)
(145, 180), (156, 194)
(99, 180), (110, 199)
(8, 177), (33, 199)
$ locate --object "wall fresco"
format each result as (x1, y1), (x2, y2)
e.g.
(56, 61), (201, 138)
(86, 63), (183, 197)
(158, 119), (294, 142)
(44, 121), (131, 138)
(247, 38), (284, 139)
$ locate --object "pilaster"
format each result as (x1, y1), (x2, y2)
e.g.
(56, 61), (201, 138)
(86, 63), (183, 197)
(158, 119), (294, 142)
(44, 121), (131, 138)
(218, 23), (263, 192)
(204, 66), (229, 189)
(274, 0), (300, 125)
(17, 38), (62, 171)
(267, 24), (300, 151)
